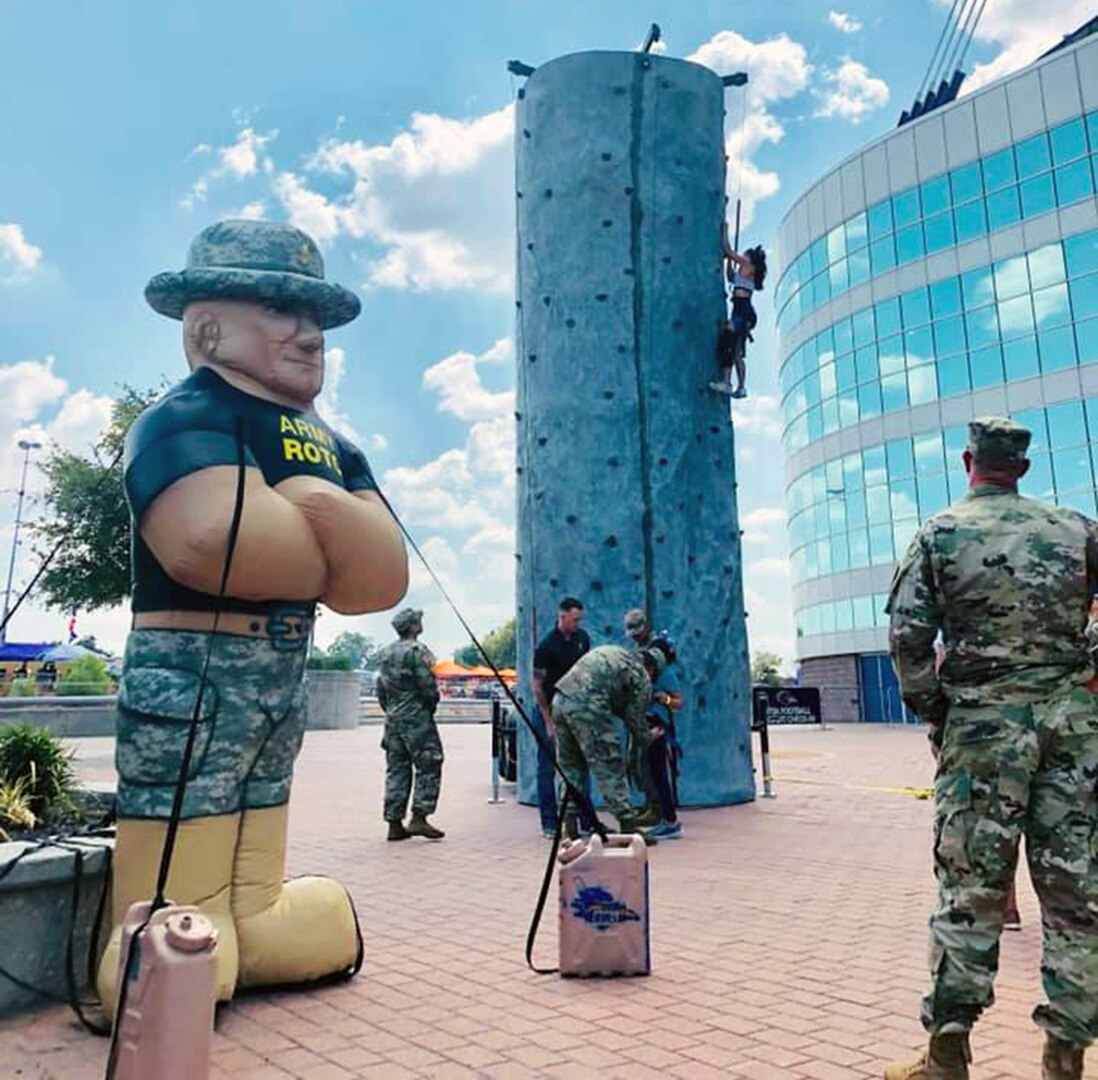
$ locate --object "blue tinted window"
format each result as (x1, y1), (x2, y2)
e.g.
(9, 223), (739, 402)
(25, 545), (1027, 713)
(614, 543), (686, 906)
(1087, 110), (1098, 148)
(905, 326), (934, 365)
(878, 337), (904, 376)
(1020, 173), (1055, 217)
(970, 345), (1003, 388)
(853, 595), (874, 627)
(987, 186), (1022, 230)
(867, 199), (893, 239)
(943, 423), (969, 459)
(1056, 159), (1095, 205)
(950, 161), (983, 204)
(965, 307), (1000, 348)
(827, 224), (846, 265)
(895, 224), (924, 263)
(881, 373), (908, 412)
(918, 472), (949, 517)
(1016, 133), (1051, 179)
(855, 345), (878, 383)
(994, 255), (1029, 300)
(870, 235), (897, 273)
(849, 529), (870, 569)
(1034, 282), (1072, 328)
(875, 297), (902, 338)
(913, 430), (944, 473)
(858, 381), (882, 417)
(891, 476), (918, 518)
(901, 287), (931, 328)
(810, 237), (828, 273)
(829, 257), (849, 293)
(833, 317), (855, 354)
(983, 147), (1016, 191)
(1078, 318), (1098, 365)
(934, 315), (966, 355)
(998, 295), (1035, 339)
(1058, 490), (1097, 516)
(908, 362), (938, 405)
(1050, 118), (1087, 165)
(1047, 400), (1087, 447)
(921, 175), (950, 216)
(1065, 230), (1098, 278)
(1029, 243), (1066, 289)
(848, 248), (871, 286)
(954, 200), (987, 243)
(1071, 273), (1098, 320)
(924, 211), (955, 252)
(852, 308), (876, 347)
(836, 354), (856, 391)
(869, 524), (894, 563)
(930, 276), (962, 318)
(866, 484), (890, 523)
(846, 212), (868, 251)
(812, 273), (831, 307)
(937, 354), (970, 397)
(961, 266), (994, 309)
(1027, 452), (1055, 500)
(1003, 335), (1039, 379)
(1039, 325), (1078, 372)
(893, 188), (921, 228)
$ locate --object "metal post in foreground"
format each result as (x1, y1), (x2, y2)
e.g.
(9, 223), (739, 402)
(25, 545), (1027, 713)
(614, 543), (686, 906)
(488, 698), (503, 804)
(751, 688), (777, 799)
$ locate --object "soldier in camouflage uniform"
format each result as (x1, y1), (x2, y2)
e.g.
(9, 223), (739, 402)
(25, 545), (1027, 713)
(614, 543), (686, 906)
(550, 643), (665, 836)
(376, 608), (445, 841)
(885, 417), (1098, 1080)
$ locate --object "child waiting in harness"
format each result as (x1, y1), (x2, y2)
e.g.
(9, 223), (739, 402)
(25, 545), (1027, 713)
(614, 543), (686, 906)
(710, 224), (767, 400)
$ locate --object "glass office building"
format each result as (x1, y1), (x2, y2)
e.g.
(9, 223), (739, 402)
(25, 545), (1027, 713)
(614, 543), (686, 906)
(774, 27), (1098, 721)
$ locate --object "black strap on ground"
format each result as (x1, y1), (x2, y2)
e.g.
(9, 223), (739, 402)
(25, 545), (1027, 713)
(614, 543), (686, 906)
(104, 419), (248, 1080)
(524, 790), (568, 974)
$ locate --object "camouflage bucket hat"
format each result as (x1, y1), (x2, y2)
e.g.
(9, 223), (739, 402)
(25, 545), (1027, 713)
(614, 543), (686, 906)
(145, 219), (362, 330)
(967, 416), (1031, 464)
(391, 607), (423, 634)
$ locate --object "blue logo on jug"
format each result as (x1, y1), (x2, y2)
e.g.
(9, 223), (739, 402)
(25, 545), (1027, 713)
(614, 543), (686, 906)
(569, 880), (640, 931)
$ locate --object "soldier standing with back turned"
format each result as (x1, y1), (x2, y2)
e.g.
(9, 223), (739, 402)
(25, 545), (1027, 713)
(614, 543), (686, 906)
(376, 608), (445, 841)
(884, 418), (1098, 1080)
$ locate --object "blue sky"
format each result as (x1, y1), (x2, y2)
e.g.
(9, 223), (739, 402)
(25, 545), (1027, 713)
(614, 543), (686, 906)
(0, 0), (1089, 661)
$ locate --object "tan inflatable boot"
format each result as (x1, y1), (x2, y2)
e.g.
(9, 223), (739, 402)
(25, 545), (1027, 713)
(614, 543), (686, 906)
(97, 815), (241, 1017)
(883, 1033), (971, 1080)
(232, 804), (360, 988)
(1043, 1036), (1085, 1080)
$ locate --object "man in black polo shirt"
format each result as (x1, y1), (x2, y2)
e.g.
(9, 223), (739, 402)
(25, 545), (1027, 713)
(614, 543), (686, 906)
(532, 597), (590, 836)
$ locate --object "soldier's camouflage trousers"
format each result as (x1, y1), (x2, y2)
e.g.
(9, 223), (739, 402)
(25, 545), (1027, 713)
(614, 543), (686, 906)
(924, 687), (1098, 1046)
(382, 711), (443, 820)
(552, 700), (633, 825)
(626, 725), (660, 808)
(115, 629), (307, 819)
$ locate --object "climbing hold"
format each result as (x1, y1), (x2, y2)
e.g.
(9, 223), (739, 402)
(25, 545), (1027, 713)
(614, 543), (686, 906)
(603, 625), (613, 635)
(655, 535), (665, 544)
(527, 242), (534, 251)
(545, 188), (553, 197)
(613, 86), (626, 95)
(660, 590), (674, 599)
(518, 88), (525, 99)
(623, 267), (635, 276)
(543, 296), (551, 306)
(528, 353), (537, 362)
(687, 554), (696, 564)
(514, 411), (522, 420)
(565, 318), (576, 328)
(661, 256), (671, 264)
(565, 515), (577, 524)
(604, 535), (618, 547)
(601, 152), (612, 161)
(595, 293), (608, 302)
(603, 390), (615, 400)
(675, 215), (684, 224)
(617, 345), (627, 354)
(516, 466), (523, 475)
(658, 457), (668, 465)
(590, 580), (603, 592)
(523, 128), (532, 138)
(698, 695), (707, 709)
(607, 456), (620, 467)
(549, 578), (558, 587)
(537, 436), (548, 447)
(515, 300), (522, 309)
(624, 186), (634, 195)
(672, 319), (682, 329)
(709, 425), (720, 435)
(516, 191), (524, 199)
(602, 219), (612, 228)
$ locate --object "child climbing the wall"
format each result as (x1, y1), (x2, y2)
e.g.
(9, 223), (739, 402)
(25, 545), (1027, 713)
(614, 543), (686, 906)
(710, 222), (767, 400)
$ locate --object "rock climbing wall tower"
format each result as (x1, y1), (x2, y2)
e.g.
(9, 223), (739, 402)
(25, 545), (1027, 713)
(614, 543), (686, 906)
(514, 50), (755, 807)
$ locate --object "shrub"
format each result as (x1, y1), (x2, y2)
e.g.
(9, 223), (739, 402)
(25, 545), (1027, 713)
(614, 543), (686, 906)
(55, 655), (112, 696)
(306, 650), (356, 672)
(7, 677), (36, 697)
(0, 722), (76, 819)
(0, 775), (36, 841)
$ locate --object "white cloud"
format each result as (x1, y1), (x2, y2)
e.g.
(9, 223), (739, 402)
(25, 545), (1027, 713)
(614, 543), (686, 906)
(945, 0), (1093, 93)
(0, 223), (43, 279)
(370, 433), (389, 451)
(732, 393), (784, 440)
(741, 506), (786, 545)
(314, 346), (359, 442)
(237, 201), (267, 221)
(421, 338), (513, 422)
(828, 10), (863, 33)
(271, 171), (341, 244)
(220, 127), (272, 178)
(181, 126), (278, 210)
(688, 30), (813, 229)
(744, 553), (795, 664)
(817, 58), (890, 122)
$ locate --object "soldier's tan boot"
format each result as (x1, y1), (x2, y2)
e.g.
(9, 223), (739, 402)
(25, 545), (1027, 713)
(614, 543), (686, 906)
(883, 1033), (971, 1079)
(1042, 1035), (1084, 1080)
(406, 813), (445, 839)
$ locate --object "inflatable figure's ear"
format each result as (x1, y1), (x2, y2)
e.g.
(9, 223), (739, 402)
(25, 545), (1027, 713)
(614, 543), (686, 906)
(184, 309), (221, 364)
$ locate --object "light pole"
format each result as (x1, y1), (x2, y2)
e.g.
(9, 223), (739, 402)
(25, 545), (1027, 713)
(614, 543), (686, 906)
(1, 439), (42, 644)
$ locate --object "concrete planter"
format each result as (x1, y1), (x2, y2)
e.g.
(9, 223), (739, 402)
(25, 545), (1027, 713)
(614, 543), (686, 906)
(0, 834), (113, 1016)
(0, 696), (117, 738)
(305, 669), (360, 730)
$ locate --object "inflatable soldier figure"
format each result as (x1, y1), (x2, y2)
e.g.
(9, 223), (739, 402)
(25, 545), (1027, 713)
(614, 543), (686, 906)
(97, 219), (409, 1013)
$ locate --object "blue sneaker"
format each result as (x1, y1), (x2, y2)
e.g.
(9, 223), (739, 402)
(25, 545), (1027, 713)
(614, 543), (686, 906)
(645, 820), (683, 840)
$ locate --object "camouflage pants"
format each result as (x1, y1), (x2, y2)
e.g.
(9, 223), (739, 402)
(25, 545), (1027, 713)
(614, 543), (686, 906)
(115, 629), (307, 819)
(626, 728), (660, 808)
(924, 689), (1098, 1045)
(382, 712), (443, 820)
(552, 699), (633, 825)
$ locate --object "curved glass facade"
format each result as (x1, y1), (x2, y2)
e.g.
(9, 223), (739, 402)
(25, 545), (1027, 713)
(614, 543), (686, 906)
(776, 32), (1098, 694)
(776, 109), (1098, 335)
(781, 227), (1098, 457)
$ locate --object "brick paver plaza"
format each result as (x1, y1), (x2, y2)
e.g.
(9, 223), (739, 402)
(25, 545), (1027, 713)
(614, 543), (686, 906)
(2, 722), (1093, 1079)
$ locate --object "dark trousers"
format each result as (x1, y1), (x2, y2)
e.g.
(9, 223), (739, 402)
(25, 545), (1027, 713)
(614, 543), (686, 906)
(647, 737), (678, 823)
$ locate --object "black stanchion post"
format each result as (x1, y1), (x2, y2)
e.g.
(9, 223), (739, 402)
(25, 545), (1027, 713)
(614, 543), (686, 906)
(488, 698), (503, 804)
(752, 688), (776, 799)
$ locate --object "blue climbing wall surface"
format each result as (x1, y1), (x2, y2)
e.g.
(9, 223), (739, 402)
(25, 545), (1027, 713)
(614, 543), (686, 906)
(513, 51), (755, 808)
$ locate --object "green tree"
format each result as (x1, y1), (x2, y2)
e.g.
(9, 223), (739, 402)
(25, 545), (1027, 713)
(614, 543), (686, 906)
(55, 655), (113, 696)
(751, 650), (784, 687)
(32, 386), (160, 612)
(455, 617), (515, 669)
(327, 631), (381, 670)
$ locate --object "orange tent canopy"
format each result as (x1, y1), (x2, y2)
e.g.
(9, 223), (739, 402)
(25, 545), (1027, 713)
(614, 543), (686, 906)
(432, 658), (473, 678)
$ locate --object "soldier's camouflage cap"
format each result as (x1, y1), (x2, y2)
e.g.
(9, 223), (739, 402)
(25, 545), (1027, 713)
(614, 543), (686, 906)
(146, 219), (362, 330)
(391, 607), (424, 633)
(968, 415), (1031, 464)
(624, 608), (648, 633)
